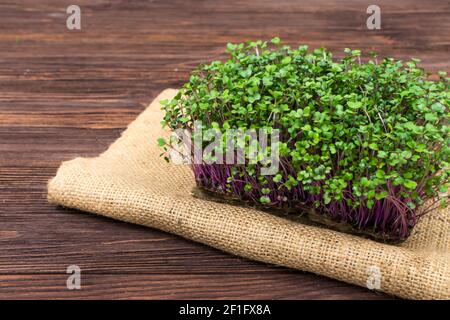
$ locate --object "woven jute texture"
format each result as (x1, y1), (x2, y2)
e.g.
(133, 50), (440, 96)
(48, 89), (449, 299)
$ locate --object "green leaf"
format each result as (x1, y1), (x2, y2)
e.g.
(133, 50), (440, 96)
(375, 191), (388, 200)
(425, 113), (437, 122)
(407, 202), (416, 209)
(281, 56), (292, 65)
(273, 174), (282, 183)
(377, 151), (388, 158)
(260, 196), (271, 204)
(403, 180), (417, 190)
(351, 49), (361, 56)
(226, 43), (236, 51)
(271, 37), (281, 44)
(157, 138), (166, 147)
(262, 77), (273, 86)
(415, 144), (427, 152)
(347, 101), (362, 109)
(329, 145), (336, 154)
(361, 177), (370, 187)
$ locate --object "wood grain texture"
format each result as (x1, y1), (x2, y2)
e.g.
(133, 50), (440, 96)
(0, 0), (448, 299)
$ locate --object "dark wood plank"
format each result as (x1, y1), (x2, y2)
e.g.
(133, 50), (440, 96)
(0, 273), (392, 300)
(0, 0), (448, 299)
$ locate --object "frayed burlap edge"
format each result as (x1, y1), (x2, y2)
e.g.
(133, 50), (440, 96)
(48, 89), (450, 299)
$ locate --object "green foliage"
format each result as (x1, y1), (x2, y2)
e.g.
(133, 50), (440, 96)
(161, 39), (449, 210)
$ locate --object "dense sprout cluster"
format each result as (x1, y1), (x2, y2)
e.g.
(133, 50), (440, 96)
(160, 38), (449, 240)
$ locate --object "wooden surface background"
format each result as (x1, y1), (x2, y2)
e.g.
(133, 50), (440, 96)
(0, 0), (448, 299)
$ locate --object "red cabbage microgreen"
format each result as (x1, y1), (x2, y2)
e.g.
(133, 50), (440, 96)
(159, 38), (449, 241)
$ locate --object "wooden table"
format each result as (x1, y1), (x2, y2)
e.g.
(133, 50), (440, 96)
(1, 0), (448, 299)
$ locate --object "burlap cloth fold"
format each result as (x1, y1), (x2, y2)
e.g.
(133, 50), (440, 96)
(48, 89), (449, 299)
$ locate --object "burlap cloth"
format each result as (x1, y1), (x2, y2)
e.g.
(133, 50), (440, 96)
(48, 89), (449, 299)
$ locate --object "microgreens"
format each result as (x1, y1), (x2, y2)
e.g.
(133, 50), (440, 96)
(160, 38), (449, 240)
